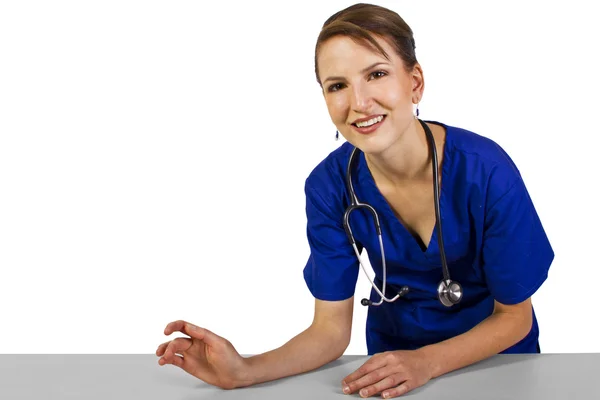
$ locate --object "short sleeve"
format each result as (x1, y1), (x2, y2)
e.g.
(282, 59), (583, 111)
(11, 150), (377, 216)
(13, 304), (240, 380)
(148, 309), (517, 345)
(481, 164), (554, 305)
(302, 179), (360, 301)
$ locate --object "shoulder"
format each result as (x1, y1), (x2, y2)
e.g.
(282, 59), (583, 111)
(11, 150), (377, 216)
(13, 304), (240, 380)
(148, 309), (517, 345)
(441, 121), (517, 168)
(302, 142), (355, 223)
(436, 120), (526, 206)
(304, 141), (354, 198)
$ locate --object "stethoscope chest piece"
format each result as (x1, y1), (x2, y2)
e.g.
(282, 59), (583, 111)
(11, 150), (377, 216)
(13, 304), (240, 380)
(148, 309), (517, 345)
(345, 119), (464, 308)
(437, 279), (463, 307)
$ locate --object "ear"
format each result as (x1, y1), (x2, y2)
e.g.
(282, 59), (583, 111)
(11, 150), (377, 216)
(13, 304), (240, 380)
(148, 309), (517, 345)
(411, 63), (425, 104)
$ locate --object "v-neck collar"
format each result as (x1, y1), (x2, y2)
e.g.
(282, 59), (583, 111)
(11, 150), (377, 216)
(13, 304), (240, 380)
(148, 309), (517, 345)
(356, 120), (452, 257)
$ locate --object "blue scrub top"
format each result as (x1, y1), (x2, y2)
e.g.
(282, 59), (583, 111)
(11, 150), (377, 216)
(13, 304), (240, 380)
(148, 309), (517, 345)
(302, 121), (554, 355)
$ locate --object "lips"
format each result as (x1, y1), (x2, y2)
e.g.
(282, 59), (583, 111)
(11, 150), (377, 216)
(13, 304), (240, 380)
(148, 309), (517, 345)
(351, 115), (386, 135)
(352, 114), (385, 126)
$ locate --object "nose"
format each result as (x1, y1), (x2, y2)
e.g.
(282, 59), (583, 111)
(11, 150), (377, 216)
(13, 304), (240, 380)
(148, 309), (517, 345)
(349, 82), (372, 113)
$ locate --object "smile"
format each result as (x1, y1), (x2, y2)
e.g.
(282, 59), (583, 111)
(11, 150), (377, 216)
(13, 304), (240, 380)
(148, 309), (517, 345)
(351, 115), (386, 135)
(354, 115), (384, 128)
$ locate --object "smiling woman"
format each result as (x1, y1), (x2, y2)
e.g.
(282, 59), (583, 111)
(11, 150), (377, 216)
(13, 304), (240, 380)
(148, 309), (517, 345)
(317, 34), (423, 159)
(156, 3), (554, 399)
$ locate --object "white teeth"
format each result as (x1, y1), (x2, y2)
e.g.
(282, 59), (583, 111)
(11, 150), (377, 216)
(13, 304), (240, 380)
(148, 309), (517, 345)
(356, 115), (383, 128)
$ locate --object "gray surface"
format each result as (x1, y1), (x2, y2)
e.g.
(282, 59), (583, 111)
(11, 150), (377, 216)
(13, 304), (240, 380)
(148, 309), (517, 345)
(0, 354), (598, 399)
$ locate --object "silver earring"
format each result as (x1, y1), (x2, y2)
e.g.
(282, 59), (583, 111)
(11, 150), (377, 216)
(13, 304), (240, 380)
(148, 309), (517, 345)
(335, 130), (339, 141)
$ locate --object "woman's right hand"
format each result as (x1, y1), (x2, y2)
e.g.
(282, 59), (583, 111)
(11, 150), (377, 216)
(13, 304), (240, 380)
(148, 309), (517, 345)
(156, 320), (253, 389)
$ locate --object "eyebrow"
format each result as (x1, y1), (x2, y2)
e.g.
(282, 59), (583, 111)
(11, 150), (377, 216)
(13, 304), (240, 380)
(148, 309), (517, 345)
(322, 62), (390, 84)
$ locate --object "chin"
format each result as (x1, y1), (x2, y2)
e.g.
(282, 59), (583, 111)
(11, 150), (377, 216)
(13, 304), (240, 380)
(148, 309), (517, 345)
(351, 134), (393, 156)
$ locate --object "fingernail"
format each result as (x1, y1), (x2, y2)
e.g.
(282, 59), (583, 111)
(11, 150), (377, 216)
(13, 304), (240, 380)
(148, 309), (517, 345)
(360, 389), (367, 397)
(343, 386), (350, 394)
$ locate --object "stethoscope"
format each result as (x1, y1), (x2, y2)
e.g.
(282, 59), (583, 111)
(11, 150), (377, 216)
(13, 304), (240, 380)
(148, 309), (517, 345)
(342, 118), (463, 307)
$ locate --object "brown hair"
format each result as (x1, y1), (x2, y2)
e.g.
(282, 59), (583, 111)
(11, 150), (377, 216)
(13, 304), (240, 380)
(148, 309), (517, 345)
(314, 3), (418, 85)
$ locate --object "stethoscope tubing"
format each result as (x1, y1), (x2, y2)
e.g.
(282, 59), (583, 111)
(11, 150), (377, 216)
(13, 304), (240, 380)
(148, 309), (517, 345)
(343, 118), (458, 306)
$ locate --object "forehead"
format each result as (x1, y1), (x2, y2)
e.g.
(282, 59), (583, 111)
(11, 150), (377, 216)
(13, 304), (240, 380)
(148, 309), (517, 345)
(317, 35), (395, 75)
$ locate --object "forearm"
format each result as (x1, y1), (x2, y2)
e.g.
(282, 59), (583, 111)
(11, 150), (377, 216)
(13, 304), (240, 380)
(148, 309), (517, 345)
(417, 309), (532, 379)
(243, 323), (347, 387)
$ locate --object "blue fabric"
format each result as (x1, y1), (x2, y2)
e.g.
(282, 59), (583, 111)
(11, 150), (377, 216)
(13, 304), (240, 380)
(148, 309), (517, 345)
(303, 121), (554, 355)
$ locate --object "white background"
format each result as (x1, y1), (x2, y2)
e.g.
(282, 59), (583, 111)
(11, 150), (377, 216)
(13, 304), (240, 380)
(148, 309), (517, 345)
(1, 0), (598, 355)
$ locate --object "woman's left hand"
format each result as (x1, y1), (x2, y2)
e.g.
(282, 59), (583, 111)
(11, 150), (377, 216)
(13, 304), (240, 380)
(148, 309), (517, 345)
(341, 349), (434, 398)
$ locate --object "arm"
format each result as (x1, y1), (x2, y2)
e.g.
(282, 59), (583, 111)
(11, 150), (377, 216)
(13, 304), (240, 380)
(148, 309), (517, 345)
(243, 296), (354, 386)
(418, 297), (533, 378)
(340, 298), (533, 398)
(417, 157), (551, 378)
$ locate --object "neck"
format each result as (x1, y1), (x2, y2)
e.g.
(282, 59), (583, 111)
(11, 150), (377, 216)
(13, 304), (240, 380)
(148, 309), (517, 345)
(365, 118), (433, 187)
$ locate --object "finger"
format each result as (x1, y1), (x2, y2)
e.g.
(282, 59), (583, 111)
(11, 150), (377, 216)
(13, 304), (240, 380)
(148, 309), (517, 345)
(164, 320), (191, 335)
(342, 356), (387, 393)
(381, 381), (412, 399)
(164, 320), (223, 347)
(158, 352), (184, 368)
(358, 373), (407, 398)
(166, 337), (193, 356)
(344, 366), (390, 395)
(156, 340), (171, 356)
(158, 338), (192, 366)
(156, 339), (184, 356)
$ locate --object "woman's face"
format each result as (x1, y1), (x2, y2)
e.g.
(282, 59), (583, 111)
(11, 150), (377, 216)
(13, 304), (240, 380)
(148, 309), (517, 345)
(317, 35), (423, 155)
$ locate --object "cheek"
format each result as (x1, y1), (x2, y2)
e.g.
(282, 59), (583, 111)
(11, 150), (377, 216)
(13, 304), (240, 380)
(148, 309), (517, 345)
(325, 95), (349, 123)
(379, 84), (411, 109)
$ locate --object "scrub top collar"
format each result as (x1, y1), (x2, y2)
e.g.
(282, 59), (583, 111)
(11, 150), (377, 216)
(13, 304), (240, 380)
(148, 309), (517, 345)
(354, 120), (452, 257)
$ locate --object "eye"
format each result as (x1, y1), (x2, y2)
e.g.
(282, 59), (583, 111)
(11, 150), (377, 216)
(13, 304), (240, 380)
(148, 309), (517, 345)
(327, 83), (345, 93)
(369, 70), (387, 80)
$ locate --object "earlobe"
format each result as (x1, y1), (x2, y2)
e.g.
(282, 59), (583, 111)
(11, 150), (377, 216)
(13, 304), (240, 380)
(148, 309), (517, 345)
(412, 90), (421, 105)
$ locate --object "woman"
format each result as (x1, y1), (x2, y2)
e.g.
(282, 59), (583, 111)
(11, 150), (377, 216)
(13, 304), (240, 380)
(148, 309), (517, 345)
(155, 3), (553, 398)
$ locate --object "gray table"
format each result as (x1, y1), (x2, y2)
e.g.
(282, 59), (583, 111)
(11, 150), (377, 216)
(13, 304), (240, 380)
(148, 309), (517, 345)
(1, 354), (598, 399)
